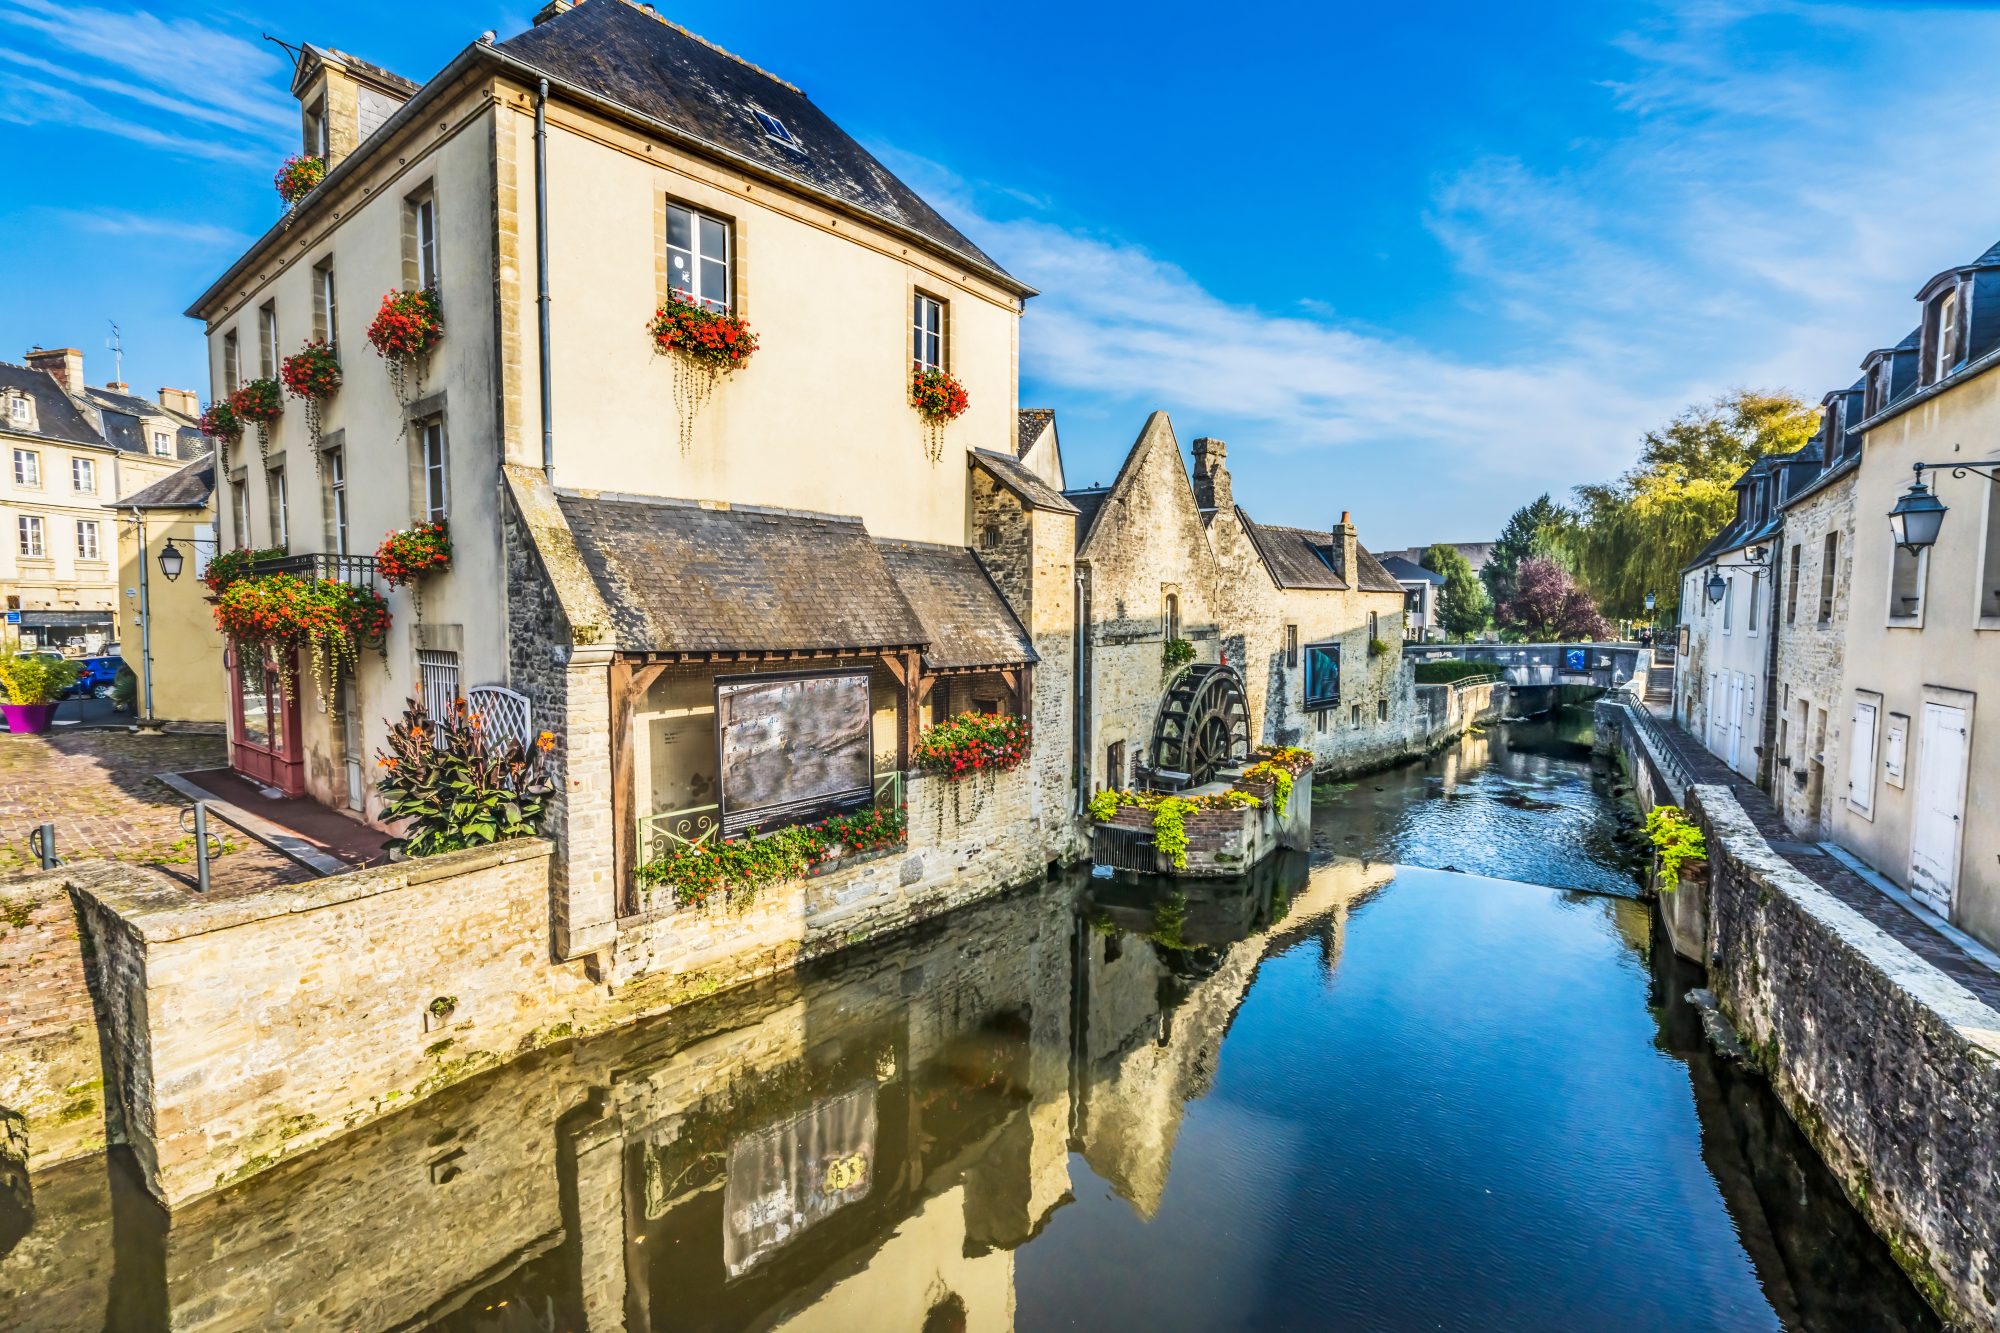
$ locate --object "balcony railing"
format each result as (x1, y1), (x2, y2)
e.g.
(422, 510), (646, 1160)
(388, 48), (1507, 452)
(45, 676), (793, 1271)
(252, 552), (382, 590)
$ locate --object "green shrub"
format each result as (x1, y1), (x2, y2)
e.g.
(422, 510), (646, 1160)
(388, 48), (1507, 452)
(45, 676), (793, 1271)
(375, 697), (556, 857)
(0, 653), (79, 705)
(1413, 659), (1498, 685)
(110, 666), (137, 712)
(1162, 637), (1195, 672)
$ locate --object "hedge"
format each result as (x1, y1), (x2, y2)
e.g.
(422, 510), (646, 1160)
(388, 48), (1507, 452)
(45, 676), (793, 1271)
(1413, 659), (1499, 685)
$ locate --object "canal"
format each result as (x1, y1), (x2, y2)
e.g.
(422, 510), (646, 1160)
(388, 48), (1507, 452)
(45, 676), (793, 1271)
(1, 713), (1937, 1330)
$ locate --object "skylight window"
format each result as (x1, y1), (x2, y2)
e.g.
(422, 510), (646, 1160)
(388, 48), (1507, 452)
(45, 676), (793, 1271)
(750, 107), (801, 151)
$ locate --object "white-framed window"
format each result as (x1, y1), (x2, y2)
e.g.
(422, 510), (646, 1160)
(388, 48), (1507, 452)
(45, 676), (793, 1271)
(1721, 576), (1733, 633)
(258, 302), (278, 379)
(418, 649), (460, 724)
(315, 260), (339, 348)
(420, 419), (448, 521)
(230, 479), (249, 549)
(268, 468), (288, 550)
(17, 515), (44, 558)
(1935, 287), (1960, 381)
(1747, 573), (1762, 634)
(305, 97), (328, 159)
(75, 519), (100, 561)
(7, 394), (27, 426)
(913, 292), (945, 372)
(749, 106), (800, 150)
(152, 429), (171, 456)
(1888, 545), (1927, 623)
(327, 446), (349, 554)
(72, 457), (95, 492)
(12, 448), (40, 487)
(415, 193), (439, 291)
(666, 202), (731, 311)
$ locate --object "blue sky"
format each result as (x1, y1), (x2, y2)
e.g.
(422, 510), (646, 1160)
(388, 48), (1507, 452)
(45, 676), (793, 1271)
(5, 0), (2000, 547)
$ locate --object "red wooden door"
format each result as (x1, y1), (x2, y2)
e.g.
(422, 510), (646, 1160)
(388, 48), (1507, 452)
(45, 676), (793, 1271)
(227, 642), (304, 795)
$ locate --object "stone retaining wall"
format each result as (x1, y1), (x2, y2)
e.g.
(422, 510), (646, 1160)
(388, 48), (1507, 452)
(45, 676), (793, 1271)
(0, 867), (111, 1173)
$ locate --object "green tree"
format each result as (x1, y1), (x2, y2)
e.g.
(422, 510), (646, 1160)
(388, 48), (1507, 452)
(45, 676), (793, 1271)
(1563, 389), (1818, 621)
(1482, 494), (1563, 611)
(1422, 543), (1490, 640)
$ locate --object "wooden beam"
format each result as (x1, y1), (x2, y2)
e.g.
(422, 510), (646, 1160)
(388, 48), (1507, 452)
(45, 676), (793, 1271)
(899, 649), (924, 771)
(610, 659), (670, 914)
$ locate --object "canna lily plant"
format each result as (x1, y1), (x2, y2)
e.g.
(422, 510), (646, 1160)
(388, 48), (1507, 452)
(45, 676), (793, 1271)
(375, 697), (558, 859)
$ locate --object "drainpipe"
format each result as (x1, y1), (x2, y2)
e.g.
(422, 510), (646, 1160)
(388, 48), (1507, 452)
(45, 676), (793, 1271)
(1073, 570), (1090, 813)
(535, 78), (555, 483)
(1758, 523), (1784, 794)
(130, 506), (155, 725)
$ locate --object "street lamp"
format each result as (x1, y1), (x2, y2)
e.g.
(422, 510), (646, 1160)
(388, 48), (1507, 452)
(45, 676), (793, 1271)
(1704, 546), (1768, 606)
(1706, 572), (1727, 604)
(1645, 592), (1657, 612)
(157, 538), (185, 582)
(1887, 465), (1952, 555)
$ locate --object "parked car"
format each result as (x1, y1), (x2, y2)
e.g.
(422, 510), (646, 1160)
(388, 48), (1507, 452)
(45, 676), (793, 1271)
(65, 655), (127, 699)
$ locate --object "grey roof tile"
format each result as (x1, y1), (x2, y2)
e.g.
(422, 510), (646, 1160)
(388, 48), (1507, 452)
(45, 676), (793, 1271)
(874, 539), (1035, 670)
(1379, 554), (1444, 585)
(111, 453), (215, 509)
(1016, 408), (1054, 459)
(1061, 486), (1111, 550)
(497, 1), (1016, 286)
(555, 491), (927, 654)
(972, 448), (1077, 514)
(0, 363), (107, 447)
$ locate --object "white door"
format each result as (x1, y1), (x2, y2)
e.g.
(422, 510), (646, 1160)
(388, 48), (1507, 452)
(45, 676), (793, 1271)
(1848, 699), (1878, 816)
(1909, 703), (1968, 915)
(1727, 675), (1744, 769)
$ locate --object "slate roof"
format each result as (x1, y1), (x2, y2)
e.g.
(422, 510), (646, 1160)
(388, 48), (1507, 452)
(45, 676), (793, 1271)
(1236, 512), (1406, 594)
(874, 539), (1036, 670)
(1016, 408), (1054, 459)
(1379, 554), (1444, 585)
(496, 1), (1019, 288)
(1061, 486), (1111, 550)
(112, 453), (215, 510)
(1977, 238), (2000, 267)
(81, 385), (196, 427)
(0, 362), (106, 446)
(95, 409), (145, 455)
(555, 492), (927, 654)
(971, 448), (1077, 514)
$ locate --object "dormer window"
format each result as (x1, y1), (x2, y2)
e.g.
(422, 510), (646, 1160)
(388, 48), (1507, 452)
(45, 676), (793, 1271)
(1866, 360), (1890, 417)
(750, 107), (801, 152)
(1932, 286), (1961, 383)
(1824, 400), (1841, 451)
(304, 97), (329, 160)
(6, 394), (28, 428)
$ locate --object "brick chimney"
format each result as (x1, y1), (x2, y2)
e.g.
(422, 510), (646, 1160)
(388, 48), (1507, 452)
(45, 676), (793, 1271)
(24, 346), (83, 392)
(106, 380), (129, 394)
(1331, 510), (1358, 583)
(1191, 437), (1231, 512)
(159, 387), (200, 418)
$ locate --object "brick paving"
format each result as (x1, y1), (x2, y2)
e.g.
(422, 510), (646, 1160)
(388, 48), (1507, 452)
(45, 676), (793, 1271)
(0, 731), (314, 892)
(1643, 701), (2000, 1011)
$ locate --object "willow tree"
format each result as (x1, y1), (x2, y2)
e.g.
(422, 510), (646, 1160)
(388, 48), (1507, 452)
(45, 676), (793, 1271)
(1565, 390), (1818, 621)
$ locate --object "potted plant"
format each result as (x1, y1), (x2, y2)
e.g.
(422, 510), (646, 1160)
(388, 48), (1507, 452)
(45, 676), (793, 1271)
(198, 400), (243, 468)
(1645, 805), (1709, 893)
(280, 338), (342, 455)
(229, 377), (284, 463)
(0, 653), (80, 734)
(213, 572), (391, 701)
(273, 154), (326, 208)
(910, 367), (969, 463)
(375, 698), (557, 858)
(366, 288), (445, 402)
(912, 711), (1030, 780)
(647, 296), (758, 452)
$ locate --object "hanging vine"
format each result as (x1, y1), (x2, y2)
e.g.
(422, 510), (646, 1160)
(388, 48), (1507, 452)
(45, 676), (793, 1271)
(198, 400), (242, 472)
(647, 296), (758, 453)
(366, 288), (444, 407)
(228, 378), (283, 465)
(910, 368), (969, 464)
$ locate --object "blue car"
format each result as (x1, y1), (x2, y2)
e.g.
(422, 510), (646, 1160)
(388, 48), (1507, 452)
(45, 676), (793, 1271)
(65, 655), (126, 699)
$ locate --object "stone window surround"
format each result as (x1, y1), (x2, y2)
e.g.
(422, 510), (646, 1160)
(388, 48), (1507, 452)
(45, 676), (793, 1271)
(1887, 545), (1928, 628)
(404, 179), (441, 294)
(12, 446), (41, 488)
(5, 390), (34, 431)
(655, 190), (742, 315)
(404, 392), (449, 525)
(911, 285), (949, 374)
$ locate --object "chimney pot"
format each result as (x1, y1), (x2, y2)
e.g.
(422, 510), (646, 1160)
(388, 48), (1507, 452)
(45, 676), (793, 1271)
(24, 346), (84, 393)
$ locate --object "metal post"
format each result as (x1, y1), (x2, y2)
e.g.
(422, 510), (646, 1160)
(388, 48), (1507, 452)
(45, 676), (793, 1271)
(193, 802), (211, 893)
(32, 822), (56, 870)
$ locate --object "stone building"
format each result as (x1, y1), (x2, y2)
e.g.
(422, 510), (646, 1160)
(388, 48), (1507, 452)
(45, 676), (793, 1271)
(1066, 411), (1417, 794)
(0, 347), (202, 650)
(187, 1), (1075, 980)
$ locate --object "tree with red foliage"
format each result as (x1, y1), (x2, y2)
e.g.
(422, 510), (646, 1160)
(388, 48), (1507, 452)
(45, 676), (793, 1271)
(1498, 555), (1609, 641)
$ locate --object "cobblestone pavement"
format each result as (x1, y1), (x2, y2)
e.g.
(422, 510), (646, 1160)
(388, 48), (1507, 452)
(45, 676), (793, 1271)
(1645, 701), (2000, 1011)
(0, 731), (313, 891)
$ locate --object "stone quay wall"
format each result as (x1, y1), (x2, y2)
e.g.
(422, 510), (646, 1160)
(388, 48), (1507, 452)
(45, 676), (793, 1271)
(1691, 785), (2000, 1328)
(0, 867), (112, 1173)
(1600, 702), (1997, 1326)
(1414, 680), (1507, 752)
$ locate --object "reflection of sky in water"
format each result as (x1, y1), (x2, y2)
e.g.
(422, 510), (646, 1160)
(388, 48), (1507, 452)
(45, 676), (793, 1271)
(1311, 711), (1647, 897)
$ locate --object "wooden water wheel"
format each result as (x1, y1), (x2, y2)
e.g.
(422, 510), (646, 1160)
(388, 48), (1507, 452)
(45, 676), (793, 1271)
(1149, 663), (1251, 787)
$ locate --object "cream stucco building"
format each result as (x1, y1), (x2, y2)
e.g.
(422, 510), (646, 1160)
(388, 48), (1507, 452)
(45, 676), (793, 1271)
(0, 347), (202, 652)
(109, 455), (225, 725)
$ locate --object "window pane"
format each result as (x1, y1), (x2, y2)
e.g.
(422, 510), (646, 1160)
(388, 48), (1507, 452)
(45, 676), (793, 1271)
(667, 205), (691, 253)
(699, 258), (727, 308)
(698, 215), (727, 263)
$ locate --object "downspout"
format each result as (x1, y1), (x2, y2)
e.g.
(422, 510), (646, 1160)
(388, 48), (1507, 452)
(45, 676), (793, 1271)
(1073, 570), (1090, 814)
(1758, 521), (1784, 794)
(535, 78), (554, 483)
(130, 506), (155, 724)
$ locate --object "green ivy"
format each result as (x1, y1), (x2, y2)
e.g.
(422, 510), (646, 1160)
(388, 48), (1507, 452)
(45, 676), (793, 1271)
(1645, 805), (1708, 888)
(1162, 637), (1195, 672)
(1152, 797), (1190, 871)
(637, 805), (909, 911)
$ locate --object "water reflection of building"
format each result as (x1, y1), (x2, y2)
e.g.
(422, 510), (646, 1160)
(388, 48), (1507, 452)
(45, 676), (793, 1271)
(9, 853), (1418, 1333)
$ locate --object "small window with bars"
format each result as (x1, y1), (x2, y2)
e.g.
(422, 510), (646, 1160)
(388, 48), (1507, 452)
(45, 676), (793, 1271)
(417, 650), (460, 730)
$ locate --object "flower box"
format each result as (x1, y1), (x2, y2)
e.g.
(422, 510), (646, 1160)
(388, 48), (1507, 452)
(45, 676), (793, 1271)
(913, 712), (1030, 780)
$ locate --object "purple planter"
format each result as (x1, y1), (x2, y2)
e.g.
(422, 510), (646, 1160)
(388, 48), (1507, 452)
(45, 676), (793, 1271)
(1, 702), (58, 735)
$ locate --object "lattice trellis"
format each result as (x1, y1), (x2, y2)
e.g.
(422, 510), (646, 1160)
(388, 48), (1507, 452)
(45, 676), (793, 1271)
(466, 683), (533, 748)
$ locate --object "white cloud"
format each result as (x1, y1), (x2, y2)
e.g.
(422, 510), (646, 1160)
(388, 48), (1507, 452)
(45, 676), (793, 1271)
(48, 208), (249, 249)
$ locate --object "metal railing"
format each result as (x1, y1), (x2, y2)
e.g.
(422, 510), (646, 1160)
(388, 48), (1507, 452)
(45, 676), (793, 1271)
(1608, 696), (1698, 795)
(252, 551), (382, 589)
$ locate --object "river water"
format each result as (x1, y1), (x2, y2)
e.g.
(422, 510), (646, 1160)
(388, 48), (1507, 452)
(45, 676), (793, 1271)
(2, 712), (1937, 1330)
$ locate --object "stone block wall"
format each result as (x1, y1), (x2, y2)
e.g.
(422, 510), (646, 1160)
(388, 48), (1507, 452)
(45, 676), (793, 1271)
(1772, 468), (1857, 838)
(0, 868), (109, 1172)
(1690, 784), (2000, 1328)
(68, 841), (604, 1206)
